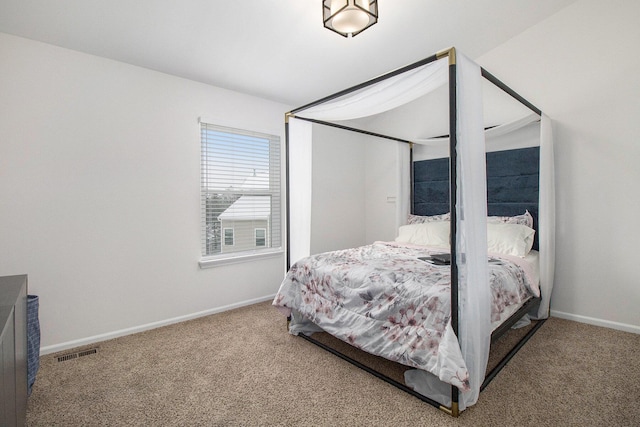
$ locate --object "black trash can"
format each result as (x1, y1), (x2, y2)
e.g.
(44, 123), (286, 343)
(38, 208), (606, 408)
(27, 294), (40, 396)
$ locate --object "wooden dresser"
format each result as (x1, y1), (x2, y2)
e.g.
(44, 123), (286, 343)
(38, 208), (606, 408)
(0, 275), (28, 427)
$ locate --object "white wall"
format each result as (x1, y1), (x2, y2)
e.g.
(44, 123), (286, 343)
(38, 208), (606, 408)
(0, 33), (290, 351)
(310, 125), (367, 254)
(478, 0), (640, 331)
(364, 138), (399, 243)
(310, 126), (400, 254)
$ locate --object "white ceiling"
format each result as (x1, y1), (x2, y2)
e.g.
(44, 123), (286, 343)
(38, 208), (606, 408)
(0, 0), (578, 107)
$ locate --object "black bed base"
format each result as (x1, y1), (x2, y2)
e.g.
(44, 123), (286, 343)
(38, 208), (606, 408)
(491, 296), (541, 343)
(294, 296), (545, 417)
(297, 334), (446, 412)
(482, 317), (546, 392)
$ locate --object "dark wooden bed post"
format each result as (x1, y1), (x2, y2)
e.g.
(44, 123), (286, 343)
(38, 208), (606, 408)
(284, 112), (293, 328)
(409, 142), (414, 214)
(438, 46), (461, 418)
(284, 112), (293, 272)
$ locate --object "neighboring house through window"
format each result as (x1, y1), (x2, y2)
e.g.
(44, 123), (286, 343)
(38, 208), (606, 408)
(200, 120), (281, 261)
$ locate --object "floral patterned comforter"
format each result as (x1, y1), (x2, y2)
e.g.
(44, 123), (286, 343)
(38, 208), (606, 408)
(272, 241), (538, 391)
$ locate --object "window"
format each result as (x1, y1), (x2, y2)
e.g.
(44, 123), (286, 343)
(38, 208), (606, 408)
(200, 120), (281, 261)
(223, 228), (235, 246)
(255, 228), (266, 247)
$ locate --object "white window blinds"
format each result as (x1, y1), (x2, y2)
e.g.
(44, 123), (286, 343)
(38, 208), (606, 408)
(200, 121), (281, 258)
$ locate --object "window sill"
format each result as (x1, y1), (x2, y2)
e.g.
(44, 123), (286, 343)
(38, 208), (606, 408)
(199, 248), (284, 269)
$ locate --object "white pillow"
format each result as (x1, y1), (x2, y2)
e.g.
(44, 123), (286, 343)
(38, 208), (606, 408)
(487, 223), (535, 257)
(395, 222), (450, 248)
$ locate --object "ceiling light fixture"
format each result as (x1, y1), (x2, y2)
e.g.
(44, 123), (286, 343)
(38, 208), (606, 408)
(323, 0), (378, 38)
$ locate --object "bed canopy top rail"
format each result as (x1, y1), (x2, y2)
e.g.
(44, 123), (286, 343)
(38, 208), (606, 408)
(283, 46), (547, 418)
(285, 47), (542, 126)
(289, 53), (440, 115)
(480, 68), (542, 117)
(287, 115), (414, 145)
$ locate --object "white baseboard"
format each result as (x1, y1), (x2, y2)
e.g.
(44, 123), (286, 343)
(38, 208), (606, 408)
(40, 294), (276, 355)
(550, 310), (640, 334)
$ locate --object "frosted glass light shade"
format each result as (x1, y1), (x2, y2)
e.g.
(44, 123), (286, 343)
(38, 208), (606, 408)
(323, 0), (378, 38)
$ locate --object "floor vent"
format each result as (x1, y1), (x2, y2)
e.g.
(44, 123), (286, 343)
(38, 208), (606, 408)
(77, 348), (98, 357)
(57, 348), (98, 362)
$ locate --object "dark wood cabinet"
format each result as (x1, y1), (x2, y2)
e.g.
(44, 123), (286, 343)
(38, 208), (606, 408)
(0, 275), (28, 427)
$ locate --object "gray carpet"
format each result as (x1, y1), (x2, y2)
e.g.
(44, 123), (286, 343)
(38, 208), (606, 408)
(27, 301), (640, 426)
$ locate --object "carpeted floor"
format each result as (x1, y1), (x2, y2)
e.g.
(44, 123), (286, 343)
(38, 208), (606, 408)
(27, 301), (640, 426)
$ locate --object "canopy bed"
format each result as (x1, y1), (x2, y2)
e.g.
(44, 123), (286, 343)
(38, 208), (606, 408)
(273, 47), (555, 417)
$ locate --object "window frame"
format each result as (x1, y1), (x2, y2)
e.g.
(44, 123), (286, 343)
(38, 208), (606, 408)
(199, 119), (283, 268)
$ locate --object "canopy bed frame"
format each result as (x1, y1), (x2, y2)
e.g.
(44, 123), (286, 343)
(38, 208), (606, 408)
(279, 47), (553, 417)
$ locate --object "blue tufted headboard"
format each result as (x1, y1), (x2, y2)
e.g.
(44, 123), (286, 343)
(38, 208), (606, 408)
(413, 146), (540, 250)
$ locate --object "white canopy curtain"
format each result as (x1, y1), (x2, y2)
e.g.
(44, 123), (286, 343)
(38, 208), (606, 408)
(538, 114), (555, 319)
(416, 112), (540, 146)
(288, 118), (313, 266)
(296, 59), (448, 121)
(287, 51), (555, 410)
